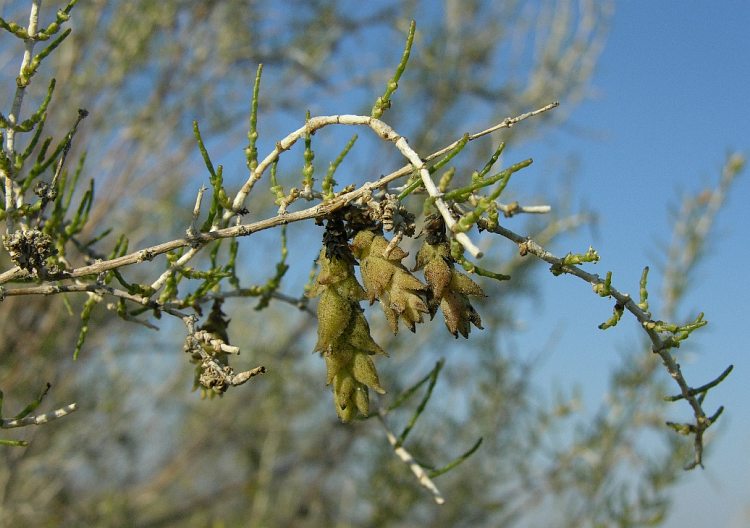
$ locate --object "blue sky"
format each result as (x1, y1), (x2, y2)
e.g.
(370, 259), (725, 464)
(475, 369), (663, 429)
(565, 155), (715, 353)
(523, 3), (749, 526)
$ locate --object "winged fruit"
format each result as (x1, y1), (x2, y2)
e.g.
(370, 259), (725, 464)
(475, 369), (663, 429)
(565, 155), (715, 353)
(309, 248), (386, 422)
(351, 230), (429, 334)
(414, 240), (485, 338)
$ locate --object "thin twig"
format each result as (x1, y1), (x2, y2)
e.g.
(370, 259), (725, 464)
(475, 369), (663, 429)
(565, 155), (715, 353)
(394, 134), (482, 257)
(467, 101), (560, 141)
(225, 103), (558, 256)
(2, 282), (162, 307)
(479, 217), (716, 468)
(1, 403), (78, 428)
(186, 186), (207, 239)
(497, 202), (551, 216)
(2, 0), (42, 232)
(378, 412), (445, 505)
(149, 246), (201, 292)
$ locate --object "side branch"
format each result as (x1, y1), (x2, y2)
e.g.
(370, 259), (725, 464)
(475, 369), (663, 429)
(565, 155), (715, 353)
(480, 218), (719, 469)
(378, 413), (445, 505)
(2, 403), (78, 428)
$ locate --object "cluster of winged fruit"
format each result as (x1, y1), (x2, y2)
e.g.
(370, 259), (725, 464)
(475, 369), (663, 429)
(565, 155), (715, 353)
(310, 215), (486, 421)
(308, 246), (387, 421)
(351, 229), (429, 333)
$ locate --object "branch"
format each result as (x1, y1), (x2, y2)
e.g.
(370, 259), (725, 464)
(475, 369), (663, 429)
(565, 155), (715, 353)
(1, 403), (77, 429)
(1, 382), (77, 435)
(1, 281), (160, 307)
(377, 413), (445, 505)
(0, 103), (559, 285)
(2, 0), (41, 232)
(227, 114), (481, 251)
(181, 315), (267, 395)
(479, 218), (721, 469)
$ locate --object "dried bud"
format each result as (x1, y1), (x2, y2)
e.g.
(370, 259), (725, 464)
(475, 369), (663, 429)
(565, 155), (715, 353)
(189, 299), (235, 398)
(2, 229), (56, 273)
(200, 299), (231, 344)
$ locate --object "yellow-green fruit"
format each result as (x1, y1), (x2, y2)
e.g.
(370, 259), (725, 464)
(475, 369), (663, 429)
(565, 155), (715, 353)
(324, 346), (354, 385)
(351, 228), (376, 250)
(353, 352), (386, 394)
(310, 249), (366, 301)
(353, 230), (429, 333)
(415, 242), (453, 300)
(450, 270), (485, 296)
(334, 374), (356, 409)
(315, 288), (353, 353)
(353, 385), (369, 415)
(380, 287), (429, 333)
(333, 373), (359, 422)
(353, 230), (392, 302)
(414, 240), (485, 338)
(348, 308), (387, 356)
(310, 243), (388, 421)
(330, 366), (376, 421)
(369, 231), (409, 261)
(360, 256), (395, 303)
(315, 249), (349, 285)
(334, 273), (367, 302)
(424, 260), (452, 301)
